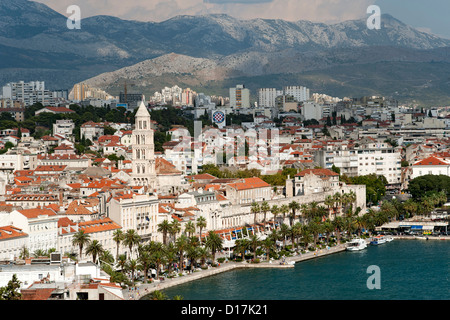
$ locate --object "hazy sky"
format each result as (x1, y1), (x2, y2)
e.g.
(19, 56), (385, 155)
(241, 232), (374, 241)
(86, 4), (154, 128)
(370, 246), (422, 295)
(36, 0), (450, 38)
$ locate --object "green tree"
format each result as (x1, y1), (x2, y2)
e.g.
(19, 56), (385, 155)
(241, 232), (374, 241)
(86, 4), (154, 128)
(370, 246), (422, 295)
(196, 216), (207, 244)
(112, 230), (124, 261)
(85, 240), (104, 264)
(157, 220), (172, 245)
(123, 229), (141, 259)
(205, 231), (223, 263)
(72, 230), (91, 260)
(0, 274), (22, 300)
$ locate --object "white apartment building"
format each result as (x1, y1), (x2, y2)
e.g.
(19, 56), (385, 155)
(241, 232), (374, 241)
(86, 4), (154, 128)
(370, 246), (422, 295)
(283, 86), (310, 102)
(53, 120), (75, 138)
(315, 144), (359, 177)
(2, 81), (53, 106)
(107, 192), (159, 245)
(3, 208), (59, 254)
(0, 225), (28, 261)
(411, 156), (450, 179)
(229, 84), (250, 109)
(302, 102), (325, 121)
(258, 88), (283, 108)
(80, 121), (105, 142)
(357, 139), (402, 186)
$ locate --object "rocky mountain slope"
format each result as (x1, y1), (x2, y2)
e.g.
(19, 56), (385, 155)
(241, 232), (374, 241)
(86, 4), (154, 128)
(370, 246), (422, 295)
(1, 0), (449, 105)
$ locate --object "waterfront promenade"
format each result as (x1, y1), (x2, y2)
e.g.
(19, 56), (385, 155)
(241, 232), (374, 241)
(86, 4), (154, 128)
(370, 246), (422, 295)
(124, 244), (347, 300)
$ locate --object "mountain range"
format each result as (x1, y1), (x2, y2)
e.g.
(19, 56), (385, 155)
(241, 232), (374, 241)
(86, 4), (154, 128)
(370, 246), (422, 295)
(1, 0), (450, 106)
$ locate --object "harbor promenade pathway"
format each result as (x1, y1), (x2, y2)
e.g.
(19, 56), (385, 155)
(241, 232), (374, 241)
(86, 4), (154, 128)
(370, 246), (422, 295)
(123, 244), (347, 300)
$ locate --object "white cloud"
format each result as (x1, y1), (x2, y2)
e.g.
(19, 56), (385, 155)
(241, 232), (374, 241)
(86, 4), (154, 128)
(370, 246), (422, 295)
(36, 0), (374, 23)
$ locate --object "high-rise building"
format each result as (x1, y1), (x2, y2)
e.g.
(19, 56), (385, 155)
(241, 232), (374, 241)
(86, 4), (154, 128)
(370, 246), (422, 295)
(229, 84), (250, 109)
(2, 81), (52, 106)
(258, 88), (283, 108)
(283, 86), (310, 102)
(131, 101), (157, 190)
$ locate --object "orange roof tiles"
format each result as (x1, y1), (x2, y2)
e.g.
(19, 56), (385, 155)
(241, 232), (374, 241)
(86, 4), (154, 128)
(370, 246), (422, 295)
(295, 168), (339, 177)
(0, 226), (27, 240)
(79, 218), (121, 234)
(413, 156), (450, 166)
(226, 177), (270, 191)
(17, 208), (57, 219)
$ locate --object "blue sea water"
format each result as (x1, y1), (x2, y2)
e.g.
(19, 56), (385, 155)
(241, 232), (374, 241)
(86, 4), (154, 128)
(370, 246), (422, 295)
(161, 240), (449, 300)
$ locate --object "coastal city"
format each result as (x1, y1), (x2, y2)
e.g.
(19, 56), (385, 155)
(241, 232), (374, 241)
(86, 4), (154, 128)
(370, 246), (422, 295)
(0, 79), (448, 300)
(0, 0), (449, 305)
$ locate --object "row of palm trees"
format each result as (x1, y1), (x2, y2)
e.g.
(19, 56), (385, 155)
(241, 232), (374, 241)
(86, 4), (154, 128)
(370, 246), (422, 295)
(235, 199), (406, 262)
(68, 217), (224, 286)
(250, 191), (357, 228)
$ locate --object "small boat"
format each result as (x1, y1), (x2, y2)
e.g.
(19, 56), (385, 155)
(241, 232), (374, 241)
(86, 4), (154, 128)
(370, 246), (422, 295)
(415, 235), (429, 240)
(346, 238), (367, 251)
(370, 236), (387, 245)
(385, 236), (394, 242)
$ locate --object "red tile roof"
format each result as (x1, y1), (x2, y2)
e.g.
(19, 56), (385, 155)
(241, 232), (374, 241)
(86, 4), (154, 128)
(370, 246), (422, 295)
(226, 177), (270, 191)
(0, 226), (27, 240)
(295, 168), (339, 177)
(17, 208), (57, 219)
(413, 156), (450, 166)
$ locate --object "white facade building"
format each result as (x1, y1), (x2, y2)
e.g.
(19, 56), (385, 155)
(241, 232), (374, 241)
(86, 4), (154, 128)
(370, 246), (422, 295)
(283, 86), (310, 102)
(107, 192), (159, 245)
(357, 139), (402, 186)
(229, 85), (250, 109)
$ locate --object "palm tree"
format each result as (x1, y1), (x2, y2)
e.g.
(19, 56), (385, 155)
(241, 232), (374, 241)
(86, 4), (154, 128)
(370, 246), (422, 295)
(343, 216), (356, 239)
(333, 216), (345, 244)
(126, 259), (139, 284)
(186, 246), (200, 271)
(112, 229), (124, 261)
(234, 238), (250, 261)
(150, 290), (168, 300)
(322, 219), (334, 245)
(250, 201), (260, 226)
(123, 229), (141, 260)
(279, 223), (290, 249)
(117, 254), (128, 272)
(72, 229), (91, 260)
(301, 229), (313, 251)
(85, 240), (104, 264)
(324, 195), (335, 219)
(249, 234), (260, 261)
(261, 237), (275, 261)
(184, 221), (196, 238)
(176, 235), (189, 271)
(308, 220), (322, 248)
(164, 242), (178, 275)
(33, 249), (46, 258)
(270, 205), (280, 225)
(197, 246), (211, 267)
(300, 203), (309, 224)
(333, 192), (342, 217)
(279, 204), (289, 226)
(19, 245), (29, 260)
(260, 201), (270, 223)
(157, 220), (172, 245)
(291, 222), (303, 249)
(169, 220), (181, 243)
(354, 216), (366, 237)
(205, 231), (223, 264)
(152, 248), (167, 279)
(288, 201), (300, 226)
(196, 216), (207, 244)
(137, 249), (152, 283)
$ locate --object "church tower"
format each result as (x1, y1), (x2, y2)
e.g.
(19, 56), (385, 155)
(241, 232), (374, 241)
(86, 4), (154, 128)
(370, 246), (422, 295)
(131, 100), (157, 190)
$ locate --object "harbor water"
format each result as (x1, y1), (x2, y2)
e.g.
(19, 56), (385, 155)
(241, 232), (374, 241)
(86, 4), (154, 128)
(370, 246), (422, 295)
(161, 240), (449, 300)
